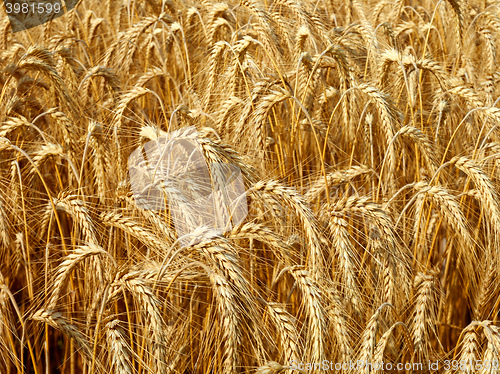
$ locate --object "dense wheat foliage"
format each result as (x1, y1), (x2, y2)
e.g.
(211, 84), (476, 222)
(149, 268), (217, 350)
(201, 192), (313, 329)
(1, 0), (500, 373)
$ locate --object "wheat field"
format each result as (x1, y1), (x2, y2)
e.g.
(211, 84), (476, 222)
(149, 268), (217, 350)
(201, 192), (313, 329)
(0, 0), (500, 373)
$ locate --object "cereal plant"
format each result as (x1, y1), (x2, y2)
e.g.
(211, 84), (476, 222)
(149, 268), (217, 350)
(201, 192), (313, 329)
(0, 0), (500, 373)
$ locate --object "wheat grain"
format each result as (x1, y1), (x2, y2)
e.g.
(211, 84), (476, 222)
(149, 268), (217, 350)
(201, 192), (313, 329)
(266, 302), (301, 364)
(105, 320), (133, 374)
(32, 309), (92, 363)
(289, 266), (325, 365)
(47, 244), (109, 309)
(411, 272), (439, 360)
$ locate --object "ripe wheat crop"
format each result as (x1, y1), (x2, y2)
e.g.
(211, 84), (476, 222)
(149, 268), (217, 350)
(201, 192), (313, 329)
(0, 0), (500, 373)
